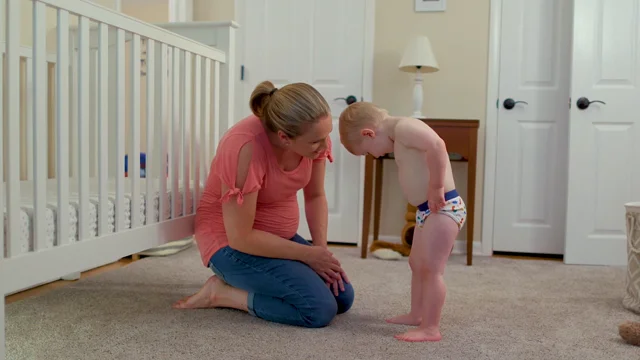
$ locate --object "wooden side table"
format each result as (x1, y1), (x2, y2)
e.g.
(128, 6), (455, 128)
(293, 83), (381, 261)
(360, 119), (479, 265)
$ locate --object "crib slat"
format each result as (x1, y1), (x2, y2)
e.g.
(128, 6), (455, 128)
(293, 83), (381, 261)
(97, 23), (109, 236)
(193, 55), (201, 208)
(158, 45), (168, 222)
(158, 45), (169, 223)
(166, 48), (173, 218)
(172, 48), (181, 218)
(182, 52), (191, 215)
(202, 59), (211, 181)
(213, 61), (221, 161)
(77, 16), (90, 240)
(6, 0), (22, 257)
(89, 51), (98, 179)
(56, 9), (70, 246)
(26, 57), (34, 181)
(33, 1), (48, 251)
(69, 22), (78, 179)
(130, 34), (141, 228)
(145, 39), (156, 225)
(115, 29), (126, 231)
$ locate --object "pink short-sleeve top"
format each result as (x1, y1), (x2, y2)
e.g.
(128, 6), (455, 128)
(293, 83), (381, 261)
(194, 115), (333, 266)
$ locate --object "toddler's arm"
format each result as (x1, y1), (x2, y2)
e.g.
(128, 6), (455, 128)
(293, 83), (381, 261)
(395, 118), (449, 190)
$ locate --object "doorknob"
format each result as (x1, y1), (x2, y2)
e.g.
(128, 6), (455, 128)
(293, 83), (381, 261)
(576, 97), (606, 110)
(503, 98), (528, 110)
(334, 95), (358, 105)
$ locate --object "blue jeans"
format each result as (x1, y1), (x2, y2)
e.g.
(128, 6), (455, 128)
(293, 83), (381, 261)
(208, 234), (355, 328)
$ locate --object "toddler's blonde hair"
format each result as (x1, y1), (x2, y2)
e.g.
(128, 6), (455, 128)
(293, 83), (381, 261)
(338, 102), (388, 153)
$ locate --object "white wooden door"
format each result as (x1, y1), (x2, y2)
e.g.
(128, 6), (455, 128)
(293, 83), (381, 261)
(492, 0), (573, 254)
(235, 0), (366, 244)
(564, 0), (640, 266)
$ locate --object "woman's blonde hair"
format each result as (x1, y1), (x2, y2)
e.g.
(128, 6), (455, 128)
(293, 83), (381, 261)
(249, 81), (330, 138)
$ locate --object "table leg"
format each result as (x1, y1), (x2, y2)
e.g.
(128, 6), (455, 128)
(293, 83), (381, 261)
(361, 155), (374, 258)
(373, 158), (383, 241)
(466, 131), (478, 266)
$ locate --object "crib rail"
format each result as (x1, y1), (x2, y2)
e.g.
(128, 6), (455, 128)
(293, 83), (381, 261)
(1, 0), (230, 297)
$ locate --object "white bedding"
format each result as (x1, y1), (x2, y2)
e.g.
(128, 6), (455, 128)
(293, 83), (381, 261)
(3, 178), (200, 256)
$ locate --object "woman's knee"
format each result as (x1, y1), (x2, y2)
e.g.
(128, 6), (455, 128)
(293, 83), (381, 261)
(299, 282), (355, 327)
(336, 282), (355, 314)
(300, 295), (338, 328)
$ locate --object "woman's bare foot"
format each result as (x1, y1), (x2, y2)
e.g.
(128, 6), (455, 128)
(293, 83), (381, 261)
(173, 275), (248, 311)
(385, 313), (422, 326)
(394, 327), (442, 342)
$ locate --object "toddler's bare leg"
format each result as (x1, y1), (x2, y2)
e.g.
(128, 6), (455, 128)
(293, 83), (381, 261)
(395, 213), (458, 342)
(385, 228), (423, 326)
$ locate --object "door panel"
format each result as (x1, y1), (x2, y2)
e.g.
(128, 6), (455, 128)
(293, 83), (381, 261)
(493, 0), (573, 254)
(564, 0), (640, 265)
(237, 0), (365, 244)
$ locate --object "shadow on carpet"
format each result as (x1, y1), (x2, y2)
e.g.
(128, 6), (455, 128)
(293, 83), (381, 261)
(6, 246), (639, 360)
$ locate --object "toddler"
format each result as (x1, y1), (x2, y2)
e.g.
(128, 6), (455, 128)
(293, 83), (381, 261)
(339, 102), (466, 342)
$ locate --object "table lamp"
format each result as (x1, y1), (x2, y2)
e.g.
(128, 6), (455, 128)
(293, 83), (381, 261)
(398, 35), (439, 118)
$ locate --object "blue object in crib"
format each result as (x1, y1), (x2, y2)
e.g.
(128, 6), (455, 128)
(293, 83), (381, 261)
(124, 153), (169, 177)
(124, 153), (146, 178)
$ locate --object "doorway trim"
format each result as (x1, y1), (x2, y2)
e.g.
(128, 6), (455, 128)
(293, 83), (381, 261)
(481, 0), (503, 256)
(359, 0), (376, 248)
(233, 0), (376, 247)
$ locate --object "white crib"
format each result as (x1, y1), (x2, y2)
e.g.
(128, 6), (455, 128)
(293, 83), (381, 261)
(0, 1), (237, 358)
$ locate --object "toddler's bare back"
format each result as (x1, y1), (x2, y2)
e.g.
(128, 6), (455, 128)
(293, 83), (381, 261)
(392, 118), (456, 207)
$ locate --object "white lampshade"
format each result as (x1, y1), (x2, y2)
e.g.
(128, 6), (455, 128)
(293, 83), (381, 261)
(399, 35), (439, 73)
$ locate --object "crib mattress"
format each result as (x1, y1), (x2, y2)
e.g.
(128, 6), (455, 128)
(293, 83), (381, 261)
(3, 178), (201, 256)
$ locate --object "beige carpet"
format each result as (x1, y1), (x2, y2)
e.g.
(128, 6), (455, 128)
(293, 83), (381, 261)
(6, 246), (639, 360)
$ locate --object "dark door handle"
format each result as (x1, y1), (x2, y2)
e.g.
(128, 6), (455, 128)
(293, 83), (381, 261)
(334, 95), (358, 105)
(576, 97), (606, 110)
(503, 98), (528, 110)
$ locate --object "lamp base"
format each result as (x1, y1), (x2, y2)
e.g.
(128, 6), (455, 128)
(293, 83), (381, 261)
(412, 71), (424, 119)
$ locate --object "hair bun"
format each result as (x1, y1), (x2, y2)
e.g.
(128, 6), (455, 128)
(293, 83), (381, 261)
(249, 81), (277, 119)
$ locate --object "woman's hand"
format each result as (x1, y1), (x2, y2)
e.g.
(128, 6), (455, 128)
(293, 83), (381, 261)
(326, 270), (350, 296)
(303, 246), (344, 283)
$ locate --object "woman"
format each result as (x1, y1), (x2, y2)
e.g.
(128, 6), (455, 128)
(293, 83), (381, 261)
(173, 81), (354, 328)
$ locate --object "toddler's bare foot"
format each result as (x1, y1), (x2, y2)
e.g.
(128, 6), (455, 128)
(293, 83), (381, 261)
(385, 313), (422, 326)
(394, 327), (442, 342)
(172, 275), (229, 309)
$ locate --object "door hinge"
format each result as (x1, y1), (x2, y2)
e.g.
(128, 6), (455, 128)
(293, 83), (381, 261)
(240, 65), (244, 81)
(496, 98), (499, 109)
(569, 97), (571, 108)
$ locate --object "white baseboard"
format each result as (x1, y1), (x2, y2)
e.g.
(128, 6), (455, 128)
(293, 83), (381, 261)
(368, 235), (487, 256)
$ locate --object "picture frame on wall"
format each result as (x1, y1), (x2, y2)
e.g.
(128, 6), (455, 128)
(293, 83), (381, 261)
(415, 0), (446, 12)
